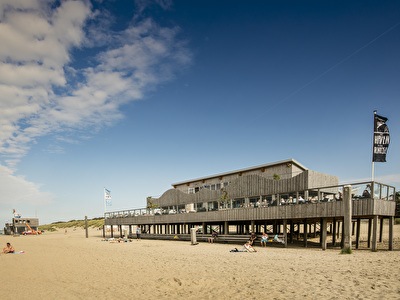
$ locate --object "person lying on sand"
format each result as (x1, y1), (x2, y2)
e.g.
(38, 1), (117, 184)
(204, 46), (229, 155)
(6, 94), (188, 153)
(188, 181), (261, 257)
(243, 241), (257, 252)
(230, 241), (257, 253)
(3, 242), (15, 254)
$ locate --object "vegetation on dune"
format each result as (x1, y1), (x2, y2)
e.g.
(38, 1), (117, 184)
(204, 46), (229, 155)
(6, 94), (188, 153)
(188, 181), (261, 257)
(39, 217), (104, 232)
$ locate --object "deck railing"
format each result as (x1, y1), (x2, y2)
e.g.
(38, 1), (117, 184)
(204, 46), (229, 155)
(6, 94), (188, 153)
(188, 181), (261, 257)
(105, 181), (395, 219)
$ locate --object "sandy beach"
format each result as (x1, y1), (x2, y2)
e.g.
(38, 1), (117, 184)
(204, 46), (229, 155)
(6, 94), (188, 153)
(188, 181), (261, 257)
(1, 225), (400, 300)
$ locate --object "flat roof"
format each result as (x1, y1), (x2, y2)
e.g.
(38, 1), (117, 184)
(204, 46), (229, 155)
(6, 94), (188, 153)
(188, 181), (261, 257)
(172, 158), (308, 187)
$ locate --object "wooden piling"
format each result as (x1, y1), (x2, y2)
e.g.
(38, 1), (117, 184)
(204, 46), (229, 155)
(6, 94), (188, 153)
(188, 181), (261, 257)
(342, 185), (352, 252)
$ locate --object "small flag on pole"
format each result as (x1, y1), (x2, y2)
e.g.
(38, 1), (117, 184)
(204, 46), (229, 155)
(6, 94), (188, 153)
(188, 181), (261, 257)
(373, 114), (390, 162)
(104, 188), (112, 207)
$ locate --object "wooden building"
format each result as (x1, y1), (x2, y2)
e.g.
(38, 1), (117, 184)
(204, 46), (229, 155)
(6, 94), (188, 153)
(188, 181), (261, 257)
(4, 217), (40, 235)
(104, 159), (396, 251)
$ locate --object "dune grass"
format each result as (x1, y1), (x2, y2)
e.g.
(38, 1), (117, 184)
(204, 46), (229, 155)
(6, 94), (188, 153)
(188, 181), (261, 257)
(39, 218), (104, 232)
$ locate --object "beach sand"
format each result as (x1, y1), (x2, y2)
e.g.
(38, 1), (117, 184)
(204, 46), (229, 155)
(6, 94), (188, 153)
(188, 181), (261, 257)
(1, 224), (400, 300)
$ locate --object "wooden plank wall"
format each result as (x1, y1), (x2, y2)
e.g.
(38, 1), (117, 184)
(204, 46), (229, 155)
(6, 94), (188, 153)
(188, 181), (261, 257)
(149, 171), (338, 208)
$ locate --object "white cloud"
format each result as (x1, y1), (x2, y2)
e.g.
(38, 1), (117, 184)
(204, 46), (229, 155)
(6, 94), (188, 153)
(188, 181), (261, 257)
(0, 0), (192, 213)
(0, 0), (191, 170)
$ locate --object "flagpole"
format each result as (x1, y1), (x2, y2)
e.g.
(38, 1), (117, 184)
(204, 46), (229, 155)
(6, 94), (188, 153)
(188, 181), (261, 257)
(371, 110), (376, 181)
(104, 187), (107, 216)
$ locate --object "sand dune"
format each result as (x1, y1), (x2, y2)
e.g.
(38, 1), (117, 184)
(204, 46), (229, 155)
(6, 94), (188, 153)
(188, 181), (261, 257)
(1, 225), (400, 299)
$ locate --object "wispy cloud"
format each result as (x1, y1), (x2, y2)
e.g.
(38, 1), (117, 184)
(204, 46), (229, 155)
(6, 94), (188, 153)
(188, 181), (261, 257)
(0, 165), (53, 205)
(0, 0), (191, 205)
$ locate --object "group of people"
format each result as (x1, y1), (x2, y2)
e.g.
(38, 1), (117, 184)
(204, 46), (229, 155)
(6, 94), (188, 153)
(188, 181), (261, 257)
(230, 231), (285, 252)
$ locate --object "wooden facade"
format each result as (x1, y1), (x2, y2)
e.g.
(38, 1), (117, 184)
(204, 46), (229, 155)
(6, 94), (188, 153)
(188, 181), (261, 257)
(104, 159), (396, 251)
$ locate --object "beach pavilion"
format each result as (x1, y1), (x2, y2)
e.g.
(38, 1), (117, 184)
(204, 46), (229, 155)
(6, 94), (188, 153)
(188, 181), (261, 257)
(104, 159), (396, 251)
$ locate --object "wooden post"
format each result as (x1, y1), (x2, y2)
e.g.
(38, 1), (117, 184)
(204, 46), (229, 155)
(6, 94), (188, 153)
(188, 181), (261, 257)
(224, 221), (229, 234)
(283, 219), (287, 248)
(367, 219), (372, 248)
(102, 225), (105, 238)
(372, 215), (378, 252)
(321, 218), (327, 250)
(85, 216), (88, 238)
(297, 223), (300, 240)
(379, 217), (383, 243)
(342, 185), (352, 252)
(290, 221), (294, 244)
(303, 220), (308, 248)
(313, 222), (317, 238)
(389, 216), (394, 251)
(332, 218), (336, 246)
(355, 219), (361, 249)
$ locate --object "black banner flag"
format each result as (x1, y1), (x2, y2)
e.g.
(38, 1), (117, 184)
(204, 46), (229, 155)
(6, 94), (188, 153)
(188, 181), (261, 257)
(373, 114), (390, 162)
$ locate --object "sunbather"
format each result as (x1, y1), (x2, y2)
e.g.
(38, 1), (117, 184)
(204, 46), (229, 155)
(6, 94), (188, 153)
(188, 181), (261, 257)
(3, 242), (15, 254)
(243, 241), (257, 252)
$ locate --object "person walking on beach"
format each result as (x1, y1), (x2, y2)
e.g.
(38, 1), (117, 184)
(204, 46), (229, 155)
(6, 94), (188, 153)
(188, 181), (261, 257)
(3, 242), (15, 254)
(136, 226), (141, 240)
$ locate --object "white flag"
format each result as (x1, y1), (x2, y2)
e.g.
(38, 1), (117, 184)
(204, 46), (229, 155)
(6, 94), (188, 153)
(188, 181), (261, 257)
(104, 188), (112, 206)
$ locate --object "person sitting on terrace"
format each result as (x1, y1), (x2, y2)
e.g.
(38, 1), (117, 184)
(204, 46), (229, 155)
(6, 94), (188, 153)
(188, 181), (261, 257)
(362, 188), (371, 198)
(280, 198), (286, 205)
(298, 196), (305, 204)
(335, 192), (343, 201)
(260, 232), (269, 247)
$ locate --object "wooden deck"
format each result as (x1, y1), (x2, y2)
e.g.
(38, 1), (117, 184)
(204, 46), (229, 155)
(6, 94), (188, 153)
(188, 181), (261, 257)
(105, 199), (395, 226)
(104, 198), (396, 251)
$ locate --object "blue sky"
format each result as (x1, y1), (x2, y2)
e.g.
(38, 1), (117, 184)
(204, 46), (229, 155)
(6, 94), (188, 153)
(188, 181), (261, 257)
(0, 0), (399, 225)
